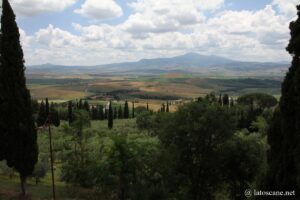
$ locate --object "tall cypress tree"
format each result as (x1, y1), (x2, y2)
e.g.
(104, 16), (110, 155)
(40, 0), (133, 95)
(146, 102), (149, 111)
(83, 100), (90, 112)
(166, 101), (170, 112)
(37, 100), (46, 127)
(132, 101), (135, 118)
(45, 98), (49, 118)
(267, 4), (300, 194)
(78, 99), (83, 109)
(108, 101), (113, 129)
(222, 94), (229, 106)
(118, 105), (123, 119)
(0, 0), (38, 195)
(161, 103), (166, 112)
(68, 100), (74, 125)
(124, 101), (129, 119)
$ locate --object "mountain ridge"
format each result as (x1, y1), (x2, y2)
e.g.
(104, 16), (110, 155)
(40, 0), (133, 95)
(26, 53), (288, 76)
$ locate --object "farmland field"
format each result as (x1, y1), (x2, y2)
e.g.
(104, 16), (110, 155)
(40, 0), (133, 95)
(27, 73), (282, 102)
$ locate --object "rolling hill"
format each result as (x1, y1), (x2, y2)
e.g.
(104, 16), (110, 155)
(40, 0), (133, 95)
(26, 53), (288, 76)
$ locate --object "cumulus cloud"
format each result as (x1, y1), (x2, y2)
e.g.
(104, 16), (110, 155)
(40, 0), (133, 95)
(10, 0), (77, 16)
(20, 0), (299, 65)
(35, 24), (80, 48)
(122, 0), (222, 34)
(272, 0), (299, 17)
(74, 0), (123, 20)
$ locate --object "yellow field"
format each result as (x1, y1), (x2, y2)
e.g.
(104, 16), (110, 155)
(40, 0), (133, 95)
(28, 84), (90, 100)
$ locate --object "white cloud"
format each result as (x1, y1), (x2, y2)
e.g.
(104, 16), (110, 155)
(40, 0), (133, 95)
(20, 0), (299, 65)
(272, 0), (299, 17)
(122, 0), (222, 34)
(74, 0), (123, 20)
(10, 0), (77, 16)
(35, 24), (79, 48)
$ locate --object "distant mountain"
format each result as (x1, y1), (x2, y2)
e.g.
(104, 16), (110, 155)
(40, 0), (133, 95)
(26, 53), (288, 76)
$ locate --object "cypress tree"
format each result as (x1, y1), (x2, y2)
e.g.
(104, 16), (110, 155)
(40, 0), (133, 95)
(68, 101), (74, 125)
(161, 103), (166, 112)
(267, 5), (300, 194)
(0, 0), (38, 195)
(166, 101), (170, 112)
(146, 102), (149, 111)
(132, 101), (135, 118)
(124, 101), (129, 119)
(37, 100), (46, 127)
(118, 105), (123, 119)
(45, 98), (49, 118)
(108, 101), (113, 129)
(83, 100), (90, 112)
(222, 94), (229, 106)
(78, 99), (83, 109)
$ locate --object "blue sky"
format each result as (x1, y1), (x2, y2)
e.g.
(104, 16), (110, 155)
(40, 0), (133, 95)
(7, 0), (299, 65)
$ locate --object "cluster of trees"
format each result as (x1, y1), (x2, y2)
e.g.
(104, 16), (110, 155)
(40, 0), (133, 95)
(58, 93), (269, 199)
(37, 98), (60, 127)
(67, 99), (134, 123)
(159, 101), (170, 112)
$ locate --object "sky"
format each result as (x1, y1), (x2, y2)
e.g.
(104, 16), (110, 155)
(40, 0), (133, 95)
(4, 0), (299, 65)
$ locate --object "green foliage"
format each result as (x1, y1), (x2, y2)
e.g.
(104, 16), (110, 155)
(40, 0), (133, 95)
(93, 133), (162, 200)
(61, 110), (92, 187)
(156, 101), (237, 199)
(32, 160), (48, 184)
(135, 106), (147, 115)
(237, 93), (277, 109)
(136, 111), (154, 131)
(0, 161), (15, 179)
(250, 116), (268, 135)
(50, 102), (60, 127)
(222, 132), (266, 200)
